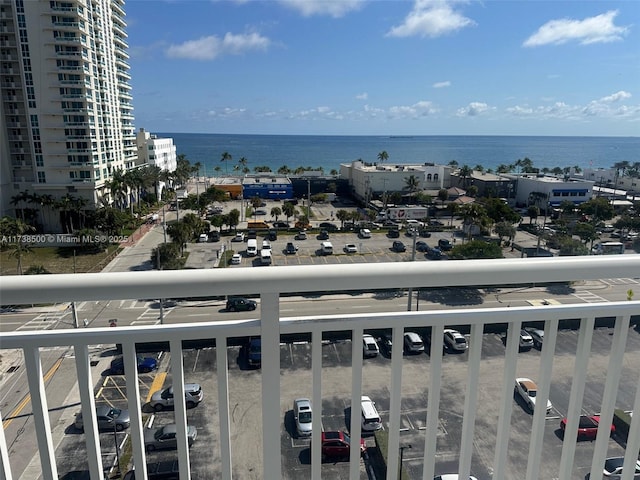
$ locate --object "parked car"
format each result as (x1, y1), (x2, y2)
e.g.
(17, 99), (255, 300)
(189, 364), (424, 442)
(344, 243), (357, 253)
(245, 337), (262, 367)
(403, 332), (425, 354)
(110, 354), (157, 375)
(438, 239), (453, 251)
(391, 241), (406, 252)
(226, 297), (257, 312)
(360, 395), (382, 431)
(415, 241), (429, 252)
(426, 247), (443, 260)
(296, 231), (308, 240)
(603, 457), (640, 478)
(247, 229), (257, 240)
(518, 329), (534, 349)
(359, 229), (372, 239)
(272, 221), (290, 229)
(150, 384), (204, 411)
(387, 229), (400, 238)
(443, 329), (468, 352)
(524, 327), (544, 349)
(379, 332), (393, 356)
(144, 423), (197, 452)
(319, 222), (339, 232)
(514, 378), (553, 414)
(267, 229), (277, 241)
(74, 405), (130, 432)
(197, 233), (208, 243)
(285, 242), (298, 254)
(230, 253), (242, 265)
(293, 398), (312, 437)
(559, 415), (615, 441)
(207, 231), (220, 242)
(232, 232), (245, 242)
(419, 229), (432, 238)
(362, 334), (379, 358)
(318, 229), (330, 240)
(320, 431), (365, 462)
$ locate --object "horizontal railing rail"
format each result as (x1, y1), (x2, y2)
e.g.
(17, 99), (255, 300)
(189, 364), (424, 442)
(1, 256), (640, 480)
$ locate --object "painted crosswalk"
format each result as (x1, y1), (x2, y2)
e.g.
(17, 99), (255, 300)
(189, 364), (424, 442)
(572, 291), (609, 303)
(17, 311), (70, 330)
(600, 277), (640, 286)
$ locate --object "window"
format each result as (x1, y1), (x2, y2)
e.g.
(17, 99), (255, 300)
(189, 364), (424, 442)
(37, 171), (46, 183)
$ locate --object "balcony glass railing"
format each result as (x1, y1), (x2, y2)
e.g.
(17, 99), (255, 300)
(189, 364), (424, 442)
(1, 257), (639, 480)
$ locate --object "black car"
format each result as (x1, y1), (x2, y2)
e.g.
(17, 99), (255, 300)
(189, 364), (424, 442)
(426, 247), (443, 260)
(415, 241), (429, 252)
(267, 229), (277, 241)
(272, 221), (290, 229)
(391, 241), (406, 252)
(387, 229), (400, 238)
(247, 230), (257, 240)
(318, 229), (329, 240)
(318, 222), (339, 232)
(207, 231), (220, 242)
(245, 338), (262, 368)
(419, 229), (432, 238)
(285, 242), (298, 254)
(226, 297), (257, 312)
(438, 239), (453, 251)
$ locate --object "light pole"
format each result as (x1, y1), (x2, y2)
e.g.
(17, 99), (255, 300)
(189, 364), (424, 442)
(406, 230), (418, 311)
(398, 444), (412, 479)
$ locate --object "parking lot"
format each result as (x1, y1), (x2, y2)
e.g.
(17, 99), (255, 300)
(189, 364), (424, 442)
(54, 324), (640, 479)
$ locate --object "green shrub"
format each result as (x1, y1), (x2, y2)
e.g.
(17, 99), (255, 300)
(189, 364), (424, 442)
(371, 430), (410, 480)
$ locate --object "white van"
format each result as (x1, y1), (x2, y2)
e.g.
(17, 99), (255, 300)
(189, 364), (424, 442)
(246, 239), (258, 257)
(360, 395), (382, 431)
(260, 249), (272, 265)
(320, 241), (333, 255)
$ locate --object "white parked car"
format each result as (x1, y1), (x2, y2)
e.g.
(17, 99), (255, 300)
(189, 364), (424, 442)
(403, 332), (425, 354)
(149, 384), (204, 411)
(443, 329), (468, 352)
(524, 328), (544, 349)
(518, 329), (534, 349)
(293, 398), (312, 438)
(231, 254), (241, 265)
(344, 243), (358, 253)
(514, 377), (553, 414)
(362, 334), (379, 358)
(602, 456), (640, 478)
(360, 395), (382, 431)
(233, 232), (245, 242)
(359, 228), (371, 239)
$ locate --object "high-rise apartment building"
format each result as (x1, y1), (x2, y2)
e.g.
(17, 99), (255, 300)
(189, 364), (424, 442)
(0, 0), (137, 232)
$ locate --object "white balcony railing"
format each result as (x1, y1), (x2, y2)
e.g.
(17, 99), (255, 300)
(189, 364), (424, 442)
(1, 256), (640, 480)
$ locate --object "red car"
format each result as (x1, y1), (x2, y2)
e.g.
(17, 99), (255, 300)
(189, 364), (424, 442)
(560, 415), (615, 441)
(320, 431), (366, 461)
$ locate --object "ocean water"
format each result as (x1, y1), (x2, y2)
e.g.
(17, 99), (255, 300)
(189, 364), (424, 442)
(160, 133), (639, 177)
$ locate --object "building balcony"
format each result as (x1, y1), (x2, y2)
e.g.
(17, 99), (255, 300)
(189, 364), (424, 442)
(1, 257), (639, 480)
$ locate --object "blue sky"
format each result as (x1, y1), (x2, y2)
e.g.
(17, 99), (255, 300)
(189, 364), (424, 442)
(126, 0), (640, 136)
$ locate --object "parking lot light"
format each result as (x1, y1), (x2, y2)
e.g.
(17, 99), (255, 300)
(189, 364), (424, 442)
(399, 444), (412, 479)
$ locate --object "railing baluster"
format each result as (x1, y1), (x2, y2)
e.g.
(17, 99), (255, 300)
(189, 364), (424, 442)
(0, 409), (12, 480)
(261, 292), (281, 479)
(557, 316), (593, 479)
(385, 326), (404, 479)
(311, 329), (322, 480)
(122, 341), (147, 480)
(216, 337), (233, 480)
(23, 346), (57, 480)
(422, 324), (444, 480)
(349, 326), (364, 480)
(169, 338), (191, 479)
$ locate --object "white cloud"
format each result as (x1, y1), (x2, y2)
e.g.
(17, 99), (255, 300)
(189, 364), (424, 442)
(506, 91), (638, 121)
(433, 80), (451, 88)
(278, 0), (364, 18)
(166, 32), (271, 60)
(599, 90), (631, 103)
(356, 92), (369, 100)
(388, 100), (438, 118)
(523, 10), (628, 47)
(456, 102), (492, 116)
(387, 0), (475, 38)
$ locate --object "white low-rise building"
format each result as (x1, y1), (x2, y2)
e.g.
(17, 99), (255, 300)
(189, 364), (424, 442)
(510, 174), (594, 208)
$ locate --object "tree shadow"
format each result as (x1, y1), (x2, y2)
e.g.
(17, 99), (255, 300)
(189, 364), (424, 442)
(420, 287), (484, 306)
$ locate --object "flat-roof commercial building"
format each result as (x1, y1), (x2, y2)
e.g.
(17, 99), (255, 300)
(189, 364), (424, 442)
(242, 175), (293, 199)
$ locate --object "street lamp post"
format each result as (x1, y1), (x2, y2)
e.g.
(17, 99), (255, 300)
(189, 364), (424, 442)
(406, 230), (418, 311)
(398, 444), (412, 479)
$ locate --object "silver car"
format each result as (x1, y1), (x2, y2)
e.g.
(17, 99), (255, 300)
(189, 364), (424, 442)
(74, 405), (130, 432)
(149, 384), (204, 411)
(144, 423), (197, 451)
(293, 398), (312, 437)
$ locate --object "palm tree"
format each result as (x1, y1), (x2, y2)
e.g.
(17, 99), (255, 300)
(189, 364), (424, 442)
(278, 165), (292, 175)
(282, 202), (295, 224)
(270, 207), (282, 221)
(38, 194), (55, 231)
(458, 165), (473, 187)
(10, 190), (30, 221)
(448, 160), (459, 168)
(238, 157), (248, 173)
(612, 160), (630, 192)
(3, 217), (36, 274)
(377, 151), (389, 164)
(221, 152), (232, 176)
(56, 194), (76, 233)
(403, 175), (421, 204)
(459, 203), (488, 241)
(105, 168), (128, 210)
